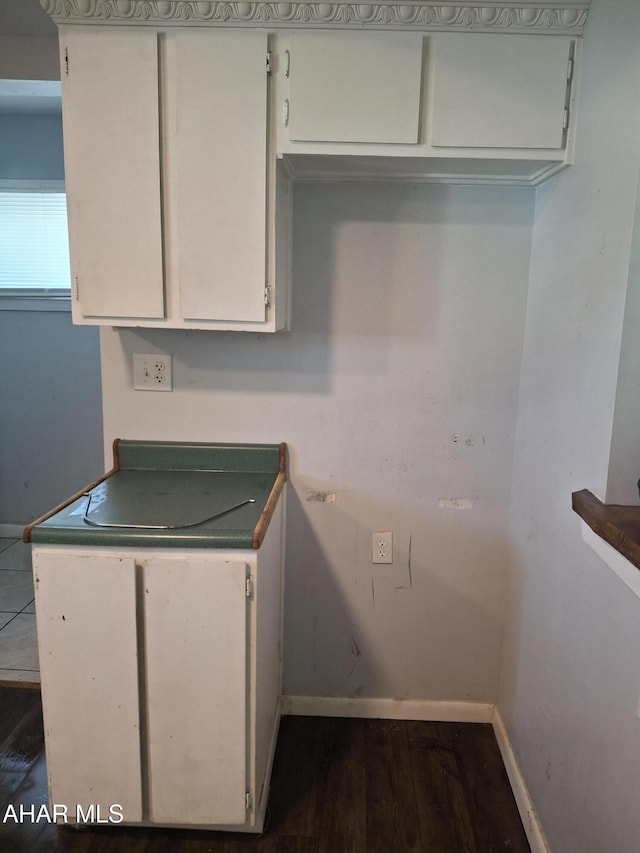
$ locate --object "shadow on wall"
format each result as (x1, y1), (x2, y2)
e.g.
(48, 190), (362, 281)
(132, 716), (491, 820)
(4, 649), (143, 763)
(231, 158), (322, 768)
(124, 178), (446, 395)
(282, 474), (509, 703)
(283, 485), (384, 699)
(116, 180), (531, 399)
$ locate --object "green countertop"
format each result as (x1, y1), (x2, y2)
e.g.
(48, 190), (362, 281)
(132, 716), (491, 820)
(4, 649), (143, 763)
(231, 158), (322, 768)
(28, 441), (285, 550)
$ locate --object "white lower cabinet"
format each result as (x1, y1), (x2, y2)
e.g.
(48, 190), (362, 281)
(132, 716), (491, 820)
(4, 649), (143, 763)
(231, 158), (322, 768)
(33, 552), (144, 821)
(145, 557), (249, 826)
(32, 508), (284, 831)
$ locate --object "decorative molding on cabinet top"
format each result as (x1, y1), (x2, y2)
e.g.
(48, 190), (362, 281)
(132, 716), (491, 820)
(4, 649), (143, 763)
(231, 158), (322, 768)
(39, 1), (591, 35)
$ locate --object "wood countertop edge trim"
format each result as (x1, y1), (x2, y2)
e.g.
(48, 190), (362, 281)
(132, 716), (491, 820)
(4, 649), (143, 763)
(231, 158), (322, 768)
(572, 488), (640, 572)
(22, 439), (122, 544)
(251, 443), (288, 550)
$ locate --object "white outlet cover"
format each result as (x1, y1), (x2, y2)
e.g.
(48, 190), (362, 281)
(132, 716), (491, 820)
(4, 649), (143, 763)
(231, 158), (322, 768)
(133, 353), (173, 392)
(372, 531), (393, 564)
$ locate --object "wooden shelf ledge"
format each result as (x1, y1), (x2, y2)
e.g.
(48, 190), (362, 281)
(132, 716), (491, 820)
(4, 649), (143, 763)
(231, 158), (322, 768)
(572, 489), (640, 572)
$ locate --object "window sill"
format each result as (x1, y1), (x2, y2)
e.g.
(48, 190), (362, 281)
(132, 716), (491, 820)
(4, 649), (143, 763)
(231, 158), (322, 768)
(572, 489), (640, 600)
(0, 296), (71, 312)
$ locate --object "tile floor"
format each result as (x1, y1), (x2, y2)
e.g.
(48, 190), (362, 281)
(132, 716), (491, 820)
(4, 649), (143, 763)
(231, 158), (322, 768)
(0, 538), (39, 685)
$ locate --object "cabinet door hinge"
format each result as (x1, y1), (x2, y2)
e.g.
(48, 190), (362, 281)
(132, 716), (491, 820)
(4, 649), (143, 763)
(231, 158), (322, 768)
(245, 790), (253, 811)
(266, 51), (272, 75)
(567, 56), (574, 83)
(74, 277), (80, 300)
(245, 577), (253, 599)
(64, 48), (69, 76)
(563, 107), (569, 132)
(283, 98), (289, 127)
(264, 284), (271, 308)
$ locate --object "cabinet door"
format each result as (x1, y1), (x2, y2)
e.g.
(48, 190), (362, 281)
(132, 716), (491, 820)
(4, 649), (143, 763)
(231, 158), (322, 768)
(288, 32), (423, 144)
(61, 28), (164, 319)
(431, 34), (571, 150)
(175, 30), (269, 323)
(144, 557), (249, 825)
(33, 551), (142, 821)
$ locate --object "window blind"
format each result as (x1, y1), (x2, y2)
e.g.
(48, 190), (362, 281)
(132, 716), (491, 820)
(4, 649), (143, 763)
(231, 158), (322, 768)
(0, 192), (71, 292)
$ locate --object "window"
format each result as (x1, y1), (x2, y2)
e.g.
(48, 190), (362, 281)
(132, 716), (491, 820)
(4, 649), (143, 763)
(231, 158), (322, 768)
(0, 187), (71, 300)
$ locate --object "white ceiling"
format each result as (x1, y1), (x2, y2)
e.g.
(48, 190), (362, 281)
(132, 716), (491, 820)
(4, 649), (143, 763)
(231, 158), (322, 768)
(0, 0), (60, 114)
(0, 0), (57, 37)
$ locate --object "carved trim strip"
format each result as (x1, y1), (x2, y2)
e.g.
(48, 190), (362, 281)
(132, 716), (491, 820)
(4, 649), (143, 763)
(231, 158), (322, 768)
(39, 1), (591, 35)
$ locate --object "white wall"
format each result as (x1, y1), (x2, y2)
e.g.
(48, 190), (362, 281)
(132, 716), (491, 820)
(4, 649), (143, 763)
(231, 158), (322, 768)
(499, 0), (640, 850)
(101, 181), (533, 702)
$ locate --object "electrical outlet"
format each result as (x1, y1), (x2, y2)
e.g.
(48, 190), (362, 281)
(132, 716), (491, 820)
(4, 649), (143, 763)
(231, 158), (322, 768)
(372, 531), (393, 564)
(133, 353), (173, 392)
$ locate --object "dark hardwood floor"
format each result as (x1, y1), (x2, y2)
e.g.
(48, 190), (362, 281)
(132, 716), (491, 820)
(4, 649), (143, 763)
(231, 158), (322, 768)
(0, 687), (530, 852)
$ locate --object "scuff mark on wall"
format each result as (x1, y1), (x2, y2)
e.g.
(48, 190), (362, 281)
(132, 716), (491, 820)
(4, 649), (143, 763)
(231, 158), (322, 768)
(305, 490), (336, 502)
(408, 535), (413, 587)
(371, 578), (375, 608)
(438, 498), (473, 510)
(347, 638), (360, 677)
(599, 232), (607, 255)
(450, 434), (484, 447)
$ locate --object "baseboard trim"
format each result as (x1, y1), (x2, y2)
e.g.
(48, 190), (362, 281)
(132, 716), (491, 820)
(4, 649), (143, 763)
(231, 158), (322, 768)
(0, 524), (24, 539)
(281, 695), (494, 723)
(491, 707), (549, 853)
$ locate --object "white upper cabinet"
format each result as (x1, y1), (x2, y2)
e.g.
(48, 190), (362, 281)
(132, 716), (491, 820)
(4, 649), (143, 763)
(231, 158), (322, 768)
(287, 32), (424, 144)
(60, 26), (290, 331)
(45, 0), (590, 330)
(276, 29), (580, 185)
(173, 30), (269, 324)
(430, 34), (572, 150)
(61, 28), (164, 320)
